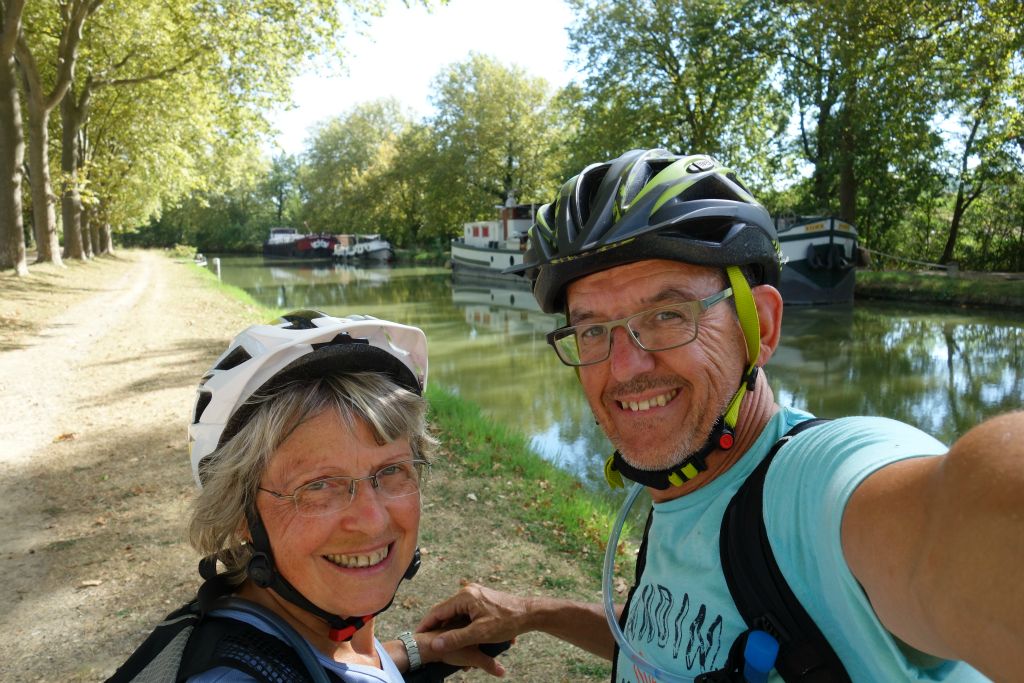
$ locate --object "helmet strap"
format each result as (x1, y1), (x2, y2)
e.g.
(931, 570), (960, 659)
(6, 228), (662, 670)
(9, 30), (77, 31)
(603, 266), (762, 491)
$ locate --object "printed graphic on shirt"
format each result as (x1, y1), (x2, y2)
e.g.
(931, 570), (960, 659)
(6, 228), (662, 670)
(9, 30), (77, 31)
(620, 582), (725, 680)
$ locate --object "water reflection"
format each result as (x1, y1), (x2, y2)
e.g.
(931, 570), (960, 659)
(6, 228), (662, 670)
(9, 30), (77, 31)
(774, 304), (1024, 443)
(212, 256), (1022, 487)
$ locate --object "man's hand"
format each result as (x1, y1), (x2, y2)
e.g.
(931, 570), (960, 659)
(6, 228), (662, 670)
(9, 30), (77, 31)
(415, 627), (509, 677)
(418, 583), (529, 655)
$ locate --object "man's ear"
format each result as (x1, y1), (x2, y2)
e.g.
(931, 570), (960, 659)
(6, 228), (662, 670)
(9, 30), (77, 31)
(751, 284), (783, 364)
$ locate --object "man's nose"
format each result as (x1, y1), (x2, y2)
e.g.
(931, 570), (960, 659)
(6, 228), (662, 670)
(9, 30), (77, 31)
(608, 324), (655, 381)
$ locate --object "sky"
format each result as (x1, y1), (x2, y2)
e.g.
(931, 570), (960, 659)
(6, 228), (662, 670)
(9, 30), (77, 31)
(269, 0), (580, 156)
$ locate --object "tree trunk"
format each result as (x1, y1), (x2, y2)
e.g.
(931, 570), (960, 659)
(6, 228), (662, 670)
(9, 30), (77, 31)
(100, 221), (113, 254)
(81, 206), (93, 258)
(88, 210), (101, 256)
(25, 99), (62, 265)
(60, 93), (85, 260)
(837, 101), (857, 226)
(0, 53), (27, 275)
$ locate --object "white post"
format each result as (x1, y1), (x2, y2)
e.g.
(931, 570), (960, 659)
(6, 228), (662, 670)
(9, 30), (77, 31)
(213, 257), (221, 281)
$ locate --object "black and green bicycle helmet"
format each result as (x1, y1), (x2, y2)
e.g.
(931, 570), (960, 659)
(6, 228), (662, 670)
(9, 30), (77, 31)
(510, 148), (781, 313)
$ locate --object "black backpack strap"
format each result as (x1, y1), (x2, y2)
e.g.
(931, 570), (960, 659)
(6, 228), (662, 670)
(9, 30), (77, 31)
(105, 602), (202, 683)
(718, 418), (850, 682)
(178, 614), (325, 683)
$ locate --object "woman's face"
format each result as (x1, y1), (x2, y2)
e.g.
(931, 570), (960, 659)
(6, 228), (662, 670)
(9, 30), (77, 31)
(255, 409), (420, 618)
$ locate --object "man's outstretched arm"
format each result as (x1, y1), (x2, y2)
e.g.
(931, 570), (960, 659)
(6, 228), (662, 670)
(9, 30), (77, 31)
(418, 583), (619, 661)
(842, 410), (1024, 682)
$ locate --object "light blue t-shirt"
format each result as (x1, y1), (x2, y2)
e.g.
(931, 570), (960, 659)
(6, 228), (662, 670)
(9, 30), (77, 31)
(187, 608), (403, 683)
(615, 406), (989, 683)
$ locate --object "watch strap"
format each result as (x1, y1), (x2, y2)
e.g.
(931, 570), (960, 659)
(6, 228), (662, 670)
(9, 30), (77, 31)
(398, 630), (421, 671)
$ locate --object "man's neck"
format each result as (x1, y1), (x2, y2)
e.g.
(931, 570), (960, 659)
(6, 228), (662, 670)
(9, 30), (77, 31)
(649, 372), (779, 503)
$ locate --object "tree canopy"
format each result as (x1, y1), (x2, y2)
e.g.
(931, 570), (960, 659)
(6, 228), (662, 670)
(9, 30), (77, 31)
(2, 0), (1022, 272)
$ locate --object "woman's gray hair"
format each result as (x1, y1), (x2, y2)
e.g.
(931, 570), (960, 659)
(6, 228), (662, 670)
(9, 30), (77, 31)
(189, 372), (436, 584)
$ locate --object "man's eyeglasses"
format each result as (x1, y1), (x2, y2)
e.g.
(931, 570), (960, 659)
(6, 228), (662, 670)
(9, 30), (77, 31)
(259, 459), (430, 517)
(546, 288), (734, 367)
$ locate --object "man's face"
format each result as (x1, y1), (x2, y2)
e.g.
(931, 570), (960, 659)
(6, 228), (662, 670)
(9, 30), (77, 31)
(565, 259), (746, 472)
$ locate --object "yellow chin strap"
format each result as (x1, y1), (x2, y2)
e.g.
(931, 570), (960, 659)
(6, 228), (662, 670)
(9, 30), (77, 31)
(603, 265), (762, 489)
(722, 265), (762, 428)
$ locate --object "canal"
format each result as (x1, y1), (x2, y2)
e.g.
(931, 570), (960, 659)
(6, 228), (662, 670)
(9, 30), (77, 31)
(211, 256), (1024, 490)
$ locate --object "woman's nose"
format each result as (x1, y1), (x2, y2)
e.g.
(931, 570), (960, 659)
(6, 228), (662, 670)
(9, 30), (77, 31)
(338, 479), (390, 532)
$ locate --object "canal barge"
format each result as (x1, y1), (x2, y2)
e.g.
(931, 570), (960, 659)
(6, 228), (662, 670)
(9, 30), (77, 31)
(450, 203), (538, 282)
(263, 227), (338, 260)
(776, 216), (863, 305)
(333, 234), (395, 263)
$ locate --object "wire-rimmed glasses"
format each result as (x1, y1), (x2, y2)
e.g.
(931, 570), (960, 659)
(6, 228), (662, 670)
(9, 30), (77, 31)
(546, 288), (734, 367)
(258, 459), (430, 517)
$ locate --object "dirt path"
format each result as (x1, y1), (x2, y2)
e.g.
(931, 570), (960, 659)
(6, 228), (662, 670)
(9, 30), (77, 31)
(0, 251), (608, 682)
(0, 252), (260, 681)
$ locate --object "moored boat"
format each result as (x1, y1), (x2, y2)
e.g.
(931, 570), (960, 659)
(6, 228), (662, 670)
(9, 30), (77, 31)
(333, 234), (395, 262)
(450, 203), (538, 282)
(262, 227), (338, 260)
(776, 216), (864, 305)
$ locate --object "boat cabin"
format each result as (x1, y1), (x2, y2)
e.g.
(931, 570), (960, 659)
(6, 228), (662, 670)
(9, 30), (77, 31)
(265, 227), (300, 245)
(461, 204), (539, 249)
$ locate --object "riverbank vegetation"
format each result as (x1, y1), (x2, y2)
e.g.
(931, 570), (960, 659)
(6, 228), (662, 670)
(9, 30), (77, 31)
(2, 2), (1022, 277)
(856, 269), (1024, 310)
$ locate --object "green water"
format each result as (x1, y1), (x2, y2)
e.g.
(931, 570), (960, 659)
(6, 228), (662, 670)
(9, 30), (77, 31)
(211, 256), (1023, 490)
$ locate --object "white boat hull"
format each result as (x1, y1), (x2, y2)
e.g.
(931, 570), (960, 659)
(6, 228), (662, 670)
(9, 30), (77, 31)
(450, 239), (526, 283)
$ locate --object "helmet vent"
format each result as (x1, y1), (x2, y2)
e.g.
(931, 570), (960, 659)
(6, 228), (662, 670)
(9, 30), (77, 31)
(279, 309), (326, 330)
(312, 332), (370, 350)
(664, 218), (739, 245)
(214, 345), (252, 371)
(679, 175), (737, 203)
(193, 390), (213, 424)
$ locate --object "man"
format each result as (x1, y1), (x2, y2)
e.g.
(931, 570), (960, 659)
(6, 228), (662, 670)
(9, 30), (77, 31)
(419, 149), (1023, 681)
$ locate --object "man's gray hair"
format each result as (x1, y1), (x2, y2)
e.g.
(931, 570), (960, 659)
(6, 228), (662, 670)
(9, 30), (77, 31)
(189, 372), (436, 583)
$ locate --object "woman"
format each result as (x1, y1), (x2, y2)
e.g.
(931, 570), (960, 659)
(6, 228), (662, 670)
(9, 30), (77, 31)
(109, 310), (504, 682)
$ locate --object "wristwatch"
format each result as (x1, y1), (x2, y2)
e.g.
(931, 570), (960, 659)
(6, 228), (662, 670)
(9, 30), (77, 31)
(398, 631), (421, 671)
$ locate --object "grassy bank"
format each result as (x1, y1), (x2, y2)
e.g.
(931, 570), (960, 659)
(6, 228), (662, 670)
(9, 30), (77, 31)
(856, 269), (1024, 310)
(426, 384), (635, 583)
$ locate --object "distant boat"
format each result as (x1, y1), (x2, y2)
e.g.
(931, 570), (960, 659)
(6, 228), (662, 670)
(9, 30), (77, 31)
(263, 227), (338, 260)
(333, 234), (395, 263)
(776, 216), (863, 305)
(449, 204), (538, 282)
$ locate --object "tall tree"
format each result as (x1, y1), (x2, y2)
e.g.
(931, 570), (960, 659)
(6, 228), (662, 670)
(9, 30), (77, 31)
(565, 0), (787, 187)
(264, 153), (299, 225)
(935, 0), (1024, 264)
(425, 53), (567, 235)
(777, 0), (963, 240)
(300, 98), (411, 234)
(16, 0), (104, 266)
(0, 0), (28, 275)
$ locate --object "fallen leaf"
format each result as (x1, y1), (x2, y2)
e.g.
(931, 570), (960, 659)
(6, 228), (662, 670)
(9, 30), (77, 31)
(53, 432), (77, 443)
(466, 493), (478, 502)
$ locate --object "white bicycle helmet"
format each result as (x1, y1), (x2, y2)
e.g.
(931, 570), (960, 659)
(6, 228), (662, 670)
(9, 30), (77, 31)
(188, 309), (428, 487)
